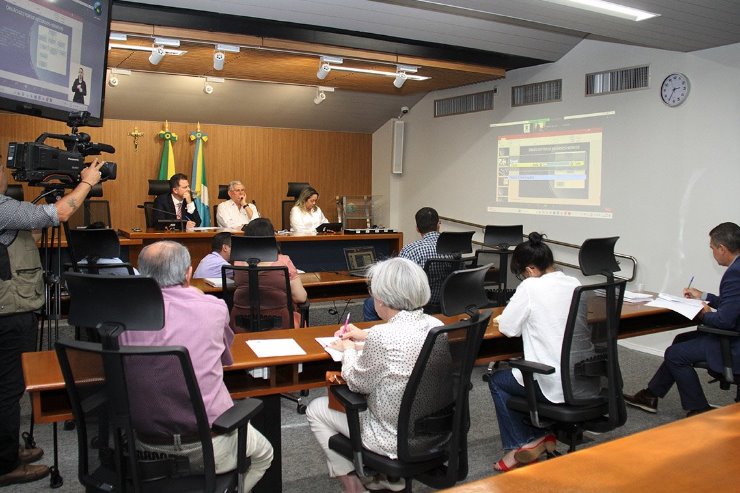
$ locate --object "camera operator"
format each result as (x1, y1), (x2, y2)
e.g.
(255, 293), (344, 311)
(0, 158), (104, 486)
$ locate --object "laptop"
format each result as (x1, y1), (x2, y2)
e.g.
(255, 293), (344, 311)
(344, 246), (377, 277)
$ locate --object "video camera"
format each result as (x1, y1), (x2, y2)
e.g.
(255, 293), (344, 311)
(6, 111), (117, 186)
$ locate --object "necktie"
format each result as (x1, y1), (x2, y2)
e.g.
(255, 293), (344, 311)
(176, 202), (182, 219)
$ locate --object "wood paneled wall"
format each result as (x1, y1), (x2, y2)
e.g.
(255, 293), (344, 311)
(0, 114), (371, 230)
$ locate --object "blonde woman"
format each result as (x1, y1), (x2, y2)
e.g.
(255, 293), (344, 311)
(290, 186), (328, 234)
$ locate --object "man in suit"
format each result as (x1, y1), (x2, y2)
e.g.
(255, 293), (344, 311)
(153, 173), (201, 230)
(625, 222), (740, 416)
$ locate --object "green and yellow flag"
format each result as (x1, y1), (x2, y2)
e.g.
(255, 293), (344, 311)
(158, 122), (177, 180)
(190, 124), (210, 226)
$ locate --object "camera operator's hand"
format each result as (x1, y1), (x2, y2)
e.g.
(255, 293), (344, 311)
(55, 159), (106, 221)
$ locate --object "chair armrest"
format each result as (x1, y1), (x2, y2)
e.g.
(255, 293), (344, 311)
(212, 398), (263, 434)
(698, 325), (739, 337)
(330, 385), (368, 412)
(509, 359), (556, 375)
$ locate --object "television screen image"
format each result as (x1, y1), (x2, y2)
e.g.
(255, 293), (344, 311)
(0, 0), (113, 125)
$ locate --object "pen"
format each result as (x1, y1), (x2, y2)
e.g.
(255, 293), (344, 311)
(342, 313), (351, 335)
(687, 276), (694, 289)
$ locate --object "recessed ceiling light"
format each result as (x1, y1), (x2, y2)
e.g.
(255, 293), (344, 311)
(540, 0), (659, 21)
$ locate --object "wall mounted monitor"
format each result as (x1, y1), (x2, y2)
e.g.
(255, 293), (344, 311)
(0, 0), (113, 126)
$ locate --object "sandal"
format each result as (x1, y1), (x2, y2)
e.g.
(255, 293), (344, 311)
(514, 434), (556, 464)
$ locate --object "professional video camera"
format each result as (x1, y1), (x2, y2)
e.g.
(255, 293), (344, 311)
(6, 111), (117, 186)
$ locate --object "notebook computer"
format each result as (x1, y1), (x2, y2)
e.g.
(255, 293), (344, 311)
(344, 246), (377, 277)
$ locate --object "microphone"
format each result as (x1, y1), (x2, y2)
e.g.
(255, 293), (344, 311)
(137, 203), (178, 219)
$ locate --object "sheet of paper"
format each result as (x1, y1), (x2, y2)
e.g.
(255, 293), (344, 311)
(646, 293), (705, 319)
(246, 338), (307, 358)
(315, 336), (343, 362)
(203, 277), (235, 288)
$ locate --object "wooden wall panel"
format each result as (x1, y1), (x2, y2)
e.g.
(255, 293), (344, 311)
(0, 114), (371, 231)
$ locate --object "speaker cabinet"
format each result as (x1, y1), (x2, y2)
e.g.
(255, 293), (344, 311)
(392, 120), (405, 174)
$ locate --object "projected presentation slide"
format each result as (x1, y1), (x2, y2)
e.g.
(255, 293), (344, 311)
(490, 114), (613, 219)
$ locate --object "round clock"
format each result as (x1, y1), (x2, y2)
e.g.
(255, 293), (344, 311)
(660, 73), (690, 107)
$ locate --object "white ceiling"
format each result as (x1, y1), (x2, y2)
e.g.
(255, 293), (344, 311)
(107, 0), (740, 132)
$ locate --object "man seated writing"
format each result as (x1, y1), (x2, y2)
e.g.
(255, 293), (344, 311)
(624, 222), (740, 416)
(119, 241), (272, 490)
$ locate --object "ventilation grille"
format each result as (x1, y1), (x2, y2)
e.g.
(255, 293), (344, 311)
(434, 90), (494, 117)
(511, 79), (562, 106)
(586, 65), (649, 96)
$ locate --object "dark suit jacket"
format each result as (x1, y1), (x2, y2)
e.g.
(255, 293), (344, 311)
(701, 255), (740, 374)
(153, 194), (202, 229)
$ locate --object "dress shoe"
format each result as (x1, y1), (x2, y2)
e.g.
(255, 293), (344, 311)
(361, 474), (406, 492)
(0, 463), (50, 486)
(686, 406), (713, 418)
(18, 446), (44, 464)
(623, 389), (658, 413)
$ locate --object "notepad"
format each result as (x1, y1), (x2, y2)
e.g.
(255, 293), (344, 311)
(646, 293), (706, 319)
(203, 277), (235, 288)
(315, 337), (344, 362)
(246, 338), (306, 358)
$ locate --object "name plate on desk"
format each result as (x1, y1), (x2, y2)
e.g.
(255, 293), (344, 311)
(344, 228), (395, 234)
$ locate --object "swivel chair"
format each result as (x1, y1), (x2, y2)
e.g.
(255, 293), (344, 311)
(327, 267), (493, 491)
(66, 228), (135, 275)
(693, 325), (739, 402)
(423, 231), (475, 313)
(56, 274), (263, 492)
(505, 237), (628, 452)
(282, 182), (309, 231)
(473, 225), (524, 306)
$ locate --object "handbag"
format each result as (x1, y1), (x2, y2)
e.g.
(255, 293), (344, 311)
(325, 371), (346, 413)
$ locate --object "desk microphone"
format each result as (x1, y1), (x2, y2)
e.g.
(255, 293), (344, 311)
(137, 203), (178, 219)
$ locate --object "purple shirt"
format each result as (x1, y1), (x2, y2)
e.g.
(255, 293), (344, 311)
(119, 285), (235, 425)
(193, 251), (230, 279)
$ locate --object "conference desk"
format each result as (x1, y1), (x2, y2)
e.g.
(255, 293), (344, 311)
(191, 271), (370, 302)
(119, 230), (403, 271)
(441, 402), (740, 493)
(22, 301), (693, 492)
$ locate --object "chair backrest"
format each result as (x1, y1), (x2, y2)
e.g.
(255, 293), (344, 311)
(66, 228), (135, 275)
(55, 340), (220, 492)
(281, 200), (294, 231)
(423, 257), (467, 311)
(230, 235), (279, 264)
(436, 231), (474, 258)
(396, 310), (492, 488)
(218, 184), (229, 200)
(223, 263), (296, 331)
(560, 280), (628, 430)
(440, 263), (492, 316)
(67, 200), (112, 230)
(148, 179), (170, 196)
(143, 201), (156, 228)
(483, 225), (523, 249)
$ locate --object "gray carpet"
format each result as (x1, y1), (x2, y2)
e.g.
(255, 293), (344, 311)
(10, 305), (737, 492)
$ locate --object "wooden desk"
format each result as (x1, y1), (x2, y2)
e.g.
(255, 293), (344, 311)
(119, 230), (403, 271)
(191, 271), (369, 302)
(441, 403), (740, 493)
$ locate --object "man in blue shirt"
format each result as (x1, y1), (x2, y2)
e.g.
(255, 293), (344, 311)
(625, 222), (740, 416)
(363, 207), (441, 321)
(193, 232), (232, 279)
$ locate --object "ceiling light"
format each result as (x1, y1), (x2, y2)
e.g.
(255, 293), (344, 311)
(107, 67), (131, 87)
(148, 45), (165, 65)
(213, 51), (225, 70)
(108, 32), (127, 41)
(317, 56), (344, 80)
(540, 0), (659, 21)
(393, 72), (407, 89)
(203, 81), (214, 94)
(108, 76), (119, 87)
(108, 43), (186, 56)
(153, 37), (180, 47)
(322, 62), (430, 84)
(313, 86), (334, 105)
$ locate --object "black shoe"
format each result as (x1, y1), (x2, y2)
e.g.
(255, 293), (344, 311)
(686, 407), (712, 418)
(623, 389), (658, 413)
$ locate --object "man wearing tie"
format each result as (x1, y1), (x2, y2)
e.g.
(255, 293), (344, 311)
(153, 173), (201, 230)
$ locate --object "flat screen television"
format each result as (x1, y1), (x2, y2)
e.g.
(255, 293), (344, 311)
(0, 0), (113, 126)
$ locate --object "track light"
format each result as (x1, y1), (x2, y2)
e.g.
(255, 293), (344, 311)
(393, 65), (418, 89)
(393, 72), (407, 88)
(203, 76), (224, 95)
(317, 56), (343, 80)
(213, 51), (225, 70)
(203, 82), (214, 94)
(313, 86), (334, 105)
(148, 45), (165, 65)
(108, 76), (119, 87)
(107, 68), (131, 88)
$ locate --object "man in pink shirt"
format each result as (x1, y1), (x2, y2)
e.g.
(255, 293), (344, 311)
(119, 241), (272, 490)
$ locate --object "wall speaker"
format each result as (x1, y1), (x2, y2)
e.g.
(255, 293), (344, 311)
(392, 119), (405, 174)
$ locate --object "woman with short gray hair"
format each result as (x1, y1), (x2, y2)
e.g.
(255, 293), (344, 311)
(306, 257), (442, 493)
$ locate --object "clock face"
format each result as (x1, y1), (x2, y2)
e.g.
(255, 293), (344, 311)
(661, 73), (690, 107)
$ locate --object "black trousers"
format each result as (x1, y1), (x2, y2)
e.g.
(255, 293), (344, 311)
(0, 312), (36, 475)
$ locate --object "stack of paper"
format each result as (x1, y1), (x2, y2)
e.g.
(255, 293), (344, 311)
(246, 338), (306, 357)
(203, 277), (235, 288)
(646, 293), (706, 319)
(315, 337), (343, 362)
(595, 289), (654, 303)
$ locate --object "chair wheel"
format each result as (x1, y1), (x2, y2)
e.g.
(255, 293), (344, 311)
(63, 420), (76, 431)
(297, 404), (307, 414)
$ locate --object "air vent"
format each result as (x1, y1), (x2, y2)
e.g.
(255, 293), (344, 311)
(434, 90), (494, 117)
(586, 65), (649, 96)
(511, 79), (562, 107)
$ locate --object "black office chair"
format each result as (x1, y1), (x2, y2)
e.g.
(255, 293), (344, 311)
(213, 184), (230, 225)
(693, 324), (739, 402)
(67, 199), (111, 230)
(473, 225), (524, 306)
(423, 231), (475, 314)
(56, 274), (264, 492)
(327, 278), (493, 491)
(66, 228), (135, 275)
(282, 182), (310, 230)
(505, 237), (628, 453)
(439, 263), (494, 316)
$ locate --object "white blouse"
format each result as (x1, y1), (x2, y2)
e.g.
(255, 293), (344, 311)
(289, 205), (328, 234)
(498, 270), (581, 403)
(341, 309), (444, 459)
